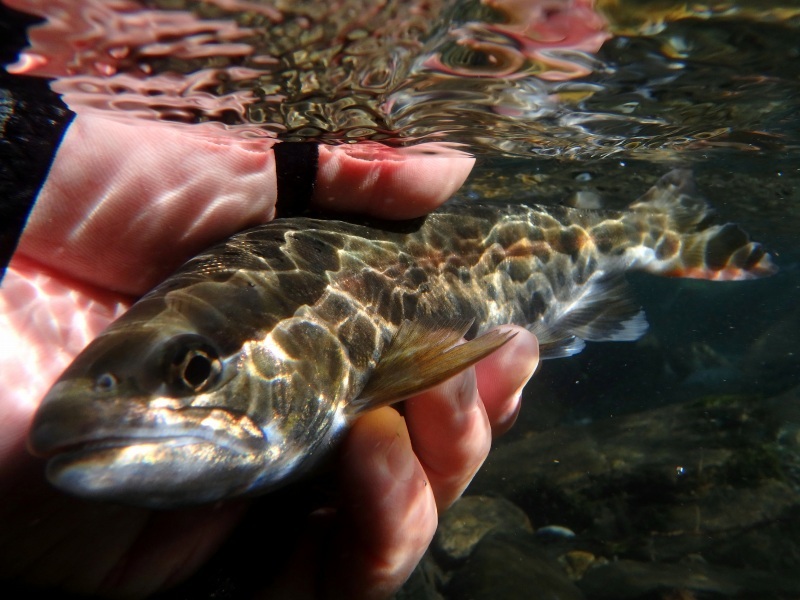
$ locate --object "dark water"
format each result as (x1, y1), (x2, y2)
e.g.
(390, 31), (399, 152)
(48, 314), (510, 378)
(3, 1), (800, 598)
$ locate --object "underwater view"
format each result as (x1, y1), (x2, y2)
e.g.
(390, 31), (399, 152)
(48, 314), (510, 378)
(1, 1), (799, 598)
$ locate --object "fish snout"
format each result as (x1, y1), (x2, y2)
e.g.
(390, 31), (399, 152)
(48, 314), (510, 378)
(28, 380), (280, 507)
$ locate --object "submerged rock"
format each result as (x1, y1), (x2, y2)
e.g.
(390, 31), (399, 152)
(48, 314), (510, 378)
(578, 559), (800, 599)
(445, 532), (585, 600)
(473, 390), (800, 547)
(433, 495), (532, 565)
(408, 387), (800, 599)
(396, 551), (444, 600)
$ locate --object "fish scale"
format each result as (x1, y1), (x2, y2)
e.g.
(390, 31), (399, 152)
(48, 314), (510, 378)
(28, 170), (775, 507)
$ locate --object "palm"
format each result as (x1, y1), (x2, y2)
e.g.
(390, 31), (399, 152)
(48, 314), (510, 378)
(0, 114), (538, 598)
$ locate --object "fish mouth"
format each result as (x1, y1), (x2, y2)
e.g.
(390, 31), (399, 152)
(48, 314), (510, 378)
(30, 397), (267, 458)
(45, 436), (271, 508)
(45, 435), (225, 471)
(29, 395), (276, 506)
(44, 432), (228, 459)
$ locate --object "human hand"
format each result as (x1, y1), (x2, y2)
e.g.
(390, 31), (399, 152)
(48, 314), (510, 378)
(0, 114), (539, 598)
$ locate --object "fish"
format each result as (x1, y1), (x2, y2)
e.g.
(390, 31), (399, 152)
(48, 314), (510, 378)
(28, 170), (776, 507)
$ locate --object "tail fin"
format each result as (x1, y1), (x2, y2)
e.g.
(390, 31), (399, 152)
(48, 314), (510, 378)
(629, 170), (776, 281)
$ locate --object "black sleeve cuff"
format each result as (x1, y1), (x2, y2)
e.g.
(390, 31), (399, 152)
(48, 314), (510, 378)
(0, 5), (74, 283)
(273, 141), (319, 218)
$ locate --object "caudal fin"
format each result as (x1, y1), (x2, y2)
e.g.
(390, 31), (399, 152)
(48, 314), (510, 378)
(629, 170), (777, 281)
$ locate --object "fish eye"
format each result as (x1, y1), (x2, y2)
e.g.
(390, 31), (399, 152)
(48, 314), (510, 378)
(178, 349), (220, 392)
(162, 336), (222, 395)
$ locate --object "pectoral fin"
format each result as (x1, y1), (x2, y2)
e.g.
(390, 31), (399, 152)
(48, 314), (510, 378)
(530, 272), (648, 360)
(346, 319), (516, 416)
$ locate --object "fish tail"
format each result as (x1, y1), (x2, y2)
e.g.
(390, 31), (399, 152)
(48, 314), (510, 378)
(627, 169), (777, 281)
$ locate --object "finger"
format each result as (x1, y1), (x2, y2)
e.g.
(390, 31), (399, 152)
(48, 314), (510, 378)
(325, 407), (437, 600)
(17, 115), (279, 295)
(404, 365), (491, 511)
(261, 507), (335, 600)
(0, 453), (246, 599)
(95, 502), (248, 598)
(474, 325), (539, 436)
(314, 143), (475, 219)
(18, 121), (474, 295)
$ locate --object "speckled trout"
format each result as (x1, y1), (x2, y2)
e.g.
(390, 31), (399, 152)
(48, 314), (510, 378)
(29, 170), (775, 507)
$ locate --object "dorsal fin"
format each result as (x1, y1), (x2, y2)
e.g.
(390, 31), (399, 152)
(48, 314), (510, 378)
(628, 169), (713, 232)
(346, 318), (516, 416)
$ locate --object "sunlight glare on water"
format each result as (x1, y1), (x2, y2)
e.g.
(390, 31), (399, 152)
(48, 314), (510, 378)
(7, 0), (800, 158)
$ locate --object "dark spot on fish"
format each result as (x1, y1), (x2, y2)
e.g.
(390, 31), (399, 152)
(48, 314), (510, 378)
(317, 292), (353, 324)
(592, 222), (623, 254)
(529, 292), (547, 319)
(486, 283), (497, 300)
(406, 266), (429, 287)
(706, 224), (749, 271)
(389, 295), (405, 325)
(373, 288), (394, 322)
(655, 232), (680, 260)
(452, 218), (484, 240)
(290, 234), (340, 272)
(360, 269), (398, 319)
(402, 292), (419, 319)
(506, 259), (529, 283)
(276, 272), (326, 307)
(338, 314), (377, 369)
(181, 351), (217, 391)
(743, 244), (766, 270)
(496, 222), (529, 248)
(558, 226), (585, 259)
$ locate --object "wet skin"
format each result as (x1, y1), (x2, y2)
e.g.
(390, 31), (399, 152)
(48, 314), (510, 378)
(0, 114), (540, 598)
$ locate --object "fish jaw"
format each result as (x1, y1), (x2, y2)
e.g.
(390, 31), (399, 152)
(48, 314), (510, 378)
(45, 440), (269, 508)
(29, 380), (298, 508)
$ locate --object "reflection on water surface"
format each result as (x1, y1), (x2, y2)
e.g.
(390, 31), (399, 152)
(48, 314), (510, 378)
(7, 0), (800, 157)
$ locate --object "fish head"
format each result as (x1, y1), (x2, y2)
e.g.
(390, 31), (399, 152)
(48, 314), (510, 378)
(28, 322), (342, 507)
